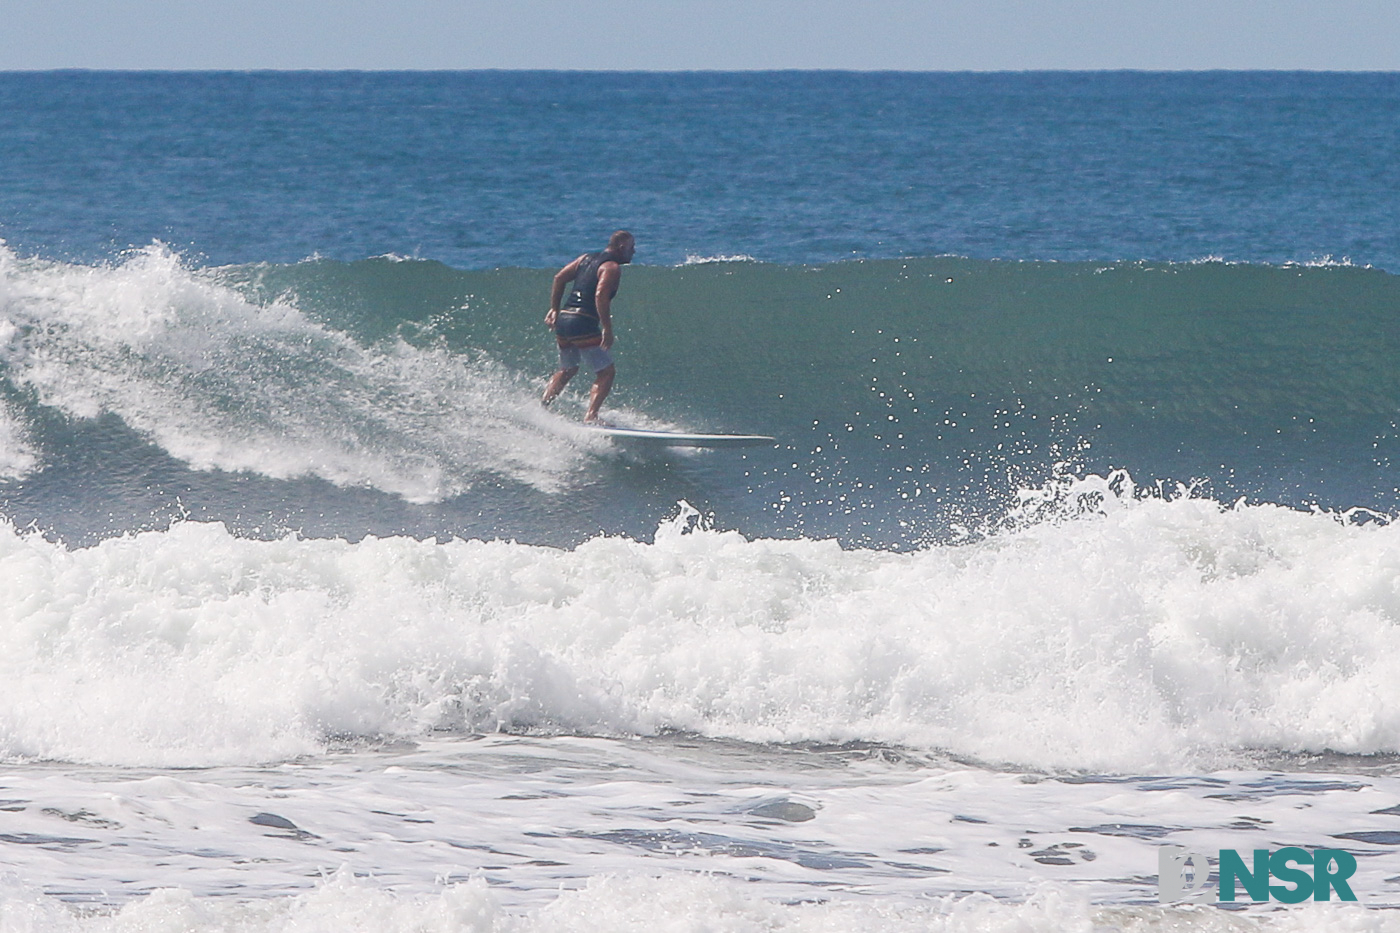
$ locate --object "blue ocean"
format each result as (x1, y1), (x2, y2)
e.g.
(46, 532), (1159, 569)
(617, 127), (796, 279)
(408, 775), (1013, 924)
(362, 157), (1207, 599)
(3, 71), (1400, 931)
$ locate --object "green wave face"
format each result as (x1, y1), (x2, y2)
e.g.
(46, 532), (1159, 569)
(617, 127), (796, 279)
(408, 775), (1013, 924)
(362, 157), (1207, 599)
(230, 255), (1400, 421)
(6, 250), (1400, 546)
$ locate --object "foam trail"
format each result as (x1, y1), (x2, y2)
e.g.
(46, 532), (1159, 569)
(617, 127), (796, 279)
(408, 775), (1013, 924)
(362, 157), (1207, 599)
(5, 476), (1400, 770)
(0, 243), (587, 502)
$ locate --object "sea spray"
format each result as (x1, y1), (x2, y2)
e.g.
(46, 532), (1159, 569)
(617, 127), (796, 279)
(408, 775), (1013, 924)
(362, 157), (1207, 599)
(0, 244), (587, 502)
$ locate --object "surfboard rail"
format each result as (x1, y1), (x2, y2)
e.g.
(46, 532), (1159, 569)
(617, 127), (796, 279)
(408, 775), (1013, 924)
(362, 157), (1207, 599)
(587, 425), (776, 448)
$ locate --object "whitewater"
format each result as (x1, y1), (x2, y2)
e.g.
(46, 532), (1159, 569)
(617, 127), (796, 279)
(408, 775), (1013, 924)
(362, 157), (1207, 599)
(6, 481), (1400, 771)
(7, 486), (1400, 925)
(5, 69), (1400, 931)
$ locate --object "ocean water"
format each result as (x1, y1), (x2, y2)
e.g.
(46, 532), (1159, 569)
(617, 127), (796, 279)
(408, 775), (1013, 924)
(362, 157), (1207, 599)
(4, 70), (1400, 931)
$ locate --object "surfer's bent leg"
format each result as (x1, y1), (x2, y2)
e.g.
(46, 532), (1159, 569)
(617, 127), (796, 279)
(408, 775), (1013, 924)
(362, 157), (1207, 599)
(543, 366), (578, 406)
(585, 364), (615, 423)
(544, 340), (585, 406)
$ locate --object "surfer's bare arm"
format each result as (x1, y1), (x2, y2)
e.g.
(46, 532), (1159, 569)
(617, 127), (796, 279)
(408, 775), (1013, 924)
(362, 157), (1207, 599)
(546, 255), (585, 326)
(596, 261), (620, 349)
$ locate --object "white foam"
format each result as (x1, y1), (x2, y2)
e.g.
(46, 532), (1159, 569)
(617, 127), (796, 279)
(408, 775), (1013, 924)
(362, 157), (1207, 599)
(3, 871), (1395, 933)
(5, 475), (1400, 770)
(0, 243), (588, 502)
(0, 393), (38, 481)
(1185, 254), (1372, 270)
(8, 727), (1400, 927)
(1285, 255), (1365, 269)
(681, 253), (758, 265)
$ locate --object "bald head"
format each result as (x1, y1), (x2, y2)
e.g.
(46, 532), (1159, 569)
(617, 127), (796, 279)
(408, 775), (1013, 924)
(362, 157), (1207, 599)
(607, 230), (635, 263)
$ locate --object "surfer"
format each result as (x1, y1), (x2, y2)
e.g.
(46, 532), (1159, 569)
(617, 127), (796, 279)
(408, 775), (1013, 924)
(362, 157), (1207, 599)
(542, 230), (635, 423)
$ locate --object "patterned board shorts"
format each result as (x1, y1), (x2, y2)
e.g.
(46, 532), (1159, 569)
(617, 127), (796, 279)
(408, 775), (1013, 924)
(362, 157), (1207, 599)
(554, 310), (613, 372)
(558, 342), (613, 373)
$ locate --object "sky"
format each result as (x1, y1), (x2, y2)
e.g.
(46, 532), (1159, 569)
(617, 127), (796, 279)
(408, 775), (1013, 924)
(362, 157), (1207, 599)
(2, 0), (1398, 71)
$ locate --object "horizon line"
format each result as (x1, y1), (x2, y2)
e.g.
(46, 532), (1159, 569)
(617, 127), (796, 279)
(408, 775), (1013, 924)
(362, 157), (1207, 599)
(3, 66), (1400, 76)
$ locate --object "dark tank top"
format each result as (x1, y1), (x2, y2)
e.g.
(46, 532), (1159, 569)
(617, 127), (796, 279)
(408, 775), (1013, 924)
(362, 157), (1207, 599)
(562, 250), (620, 319)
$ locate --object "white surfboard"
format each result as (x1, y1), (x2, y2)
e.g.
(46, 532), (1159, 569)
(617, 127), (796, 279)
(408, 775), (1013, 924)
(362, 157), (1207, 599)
(588, 424), (776, 448)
